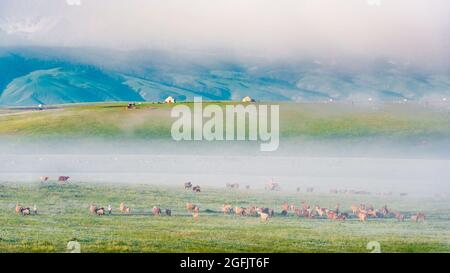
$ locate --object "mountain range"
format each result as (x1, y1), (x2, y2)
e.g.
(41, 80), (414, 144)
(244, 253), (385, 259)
(0, 47), (449, 106)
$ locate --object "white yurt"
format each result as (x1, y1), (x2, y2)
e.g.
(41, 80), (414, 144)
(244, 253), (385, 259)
(242, 96), (255, 103)
(164, 96), (176, 104)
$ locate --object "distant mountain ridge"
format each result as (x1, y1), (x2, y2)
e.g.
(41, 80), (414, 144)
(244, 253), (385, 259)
(0, 47), (449, 106)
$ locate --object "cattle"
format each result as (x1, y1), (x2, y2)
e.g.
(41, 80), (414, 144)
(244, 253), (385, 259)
(222, 204), (233, 214)
(367, 209), (380, 218)
(315, 206), (327, 217)
(165, 209), (172, 216)
(119, 202), (131, 213)
(21, 207), (31, 216)
(235, 207), (246, 216)
(192, 206), (199, 221)
(258, 207), (274, 217)
(411, 212), (425, 222)
(127, 103), (136, 110)
(226, 183), (240, 189)
(186, 203), (196, 212)
(192, 185), (201, 192)
(89, 204), (97, 214)
(336, 213), (347, 221)
(96, 208), (105, 216)
(327, 210), (337, 220)
(393, 211), (405, 221)
(379, 205), (389, 217)
(258, 212), (269, 222)
(15, 203), (23, 214)
(350, 204), (359, 215)
(247, 206), (258, 216)
(358, 211), (368, 222)
(40, 176), (49, 182)
(152, 206), (162, 216)
(184, 182), (192, 189)
(265, 181), (280, 191)
(58, 176), (70, 183)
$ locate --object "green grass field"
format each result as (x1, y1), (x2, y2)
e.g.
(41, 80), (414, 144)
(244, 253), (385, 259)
(0, 102), (449, 140)
(0, 182), (448, 253)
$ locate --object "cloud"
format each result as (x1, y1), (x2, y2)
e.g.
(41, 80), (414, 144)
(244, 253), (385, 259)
(0, 0), (448, 66)
(0, 17), (58, 34)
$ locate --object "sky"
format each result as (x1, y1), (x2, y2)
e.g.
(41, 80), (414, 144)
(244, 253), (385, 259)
(0, 0), (448, 65)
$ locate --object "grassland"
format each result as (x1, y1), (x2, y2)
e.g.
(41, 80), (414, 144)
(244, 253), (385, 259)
(0, 182), (448, 253)
(0, 102), (449, 140)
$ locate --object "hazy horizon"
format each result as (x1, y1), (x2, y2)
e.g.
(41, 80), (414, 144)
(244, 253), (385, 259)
(0, 0), (448, 69)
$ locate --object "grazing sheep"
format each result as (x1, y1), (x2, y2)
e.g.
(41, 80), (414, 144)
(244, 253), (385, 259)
(165, 209), (172, 216)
